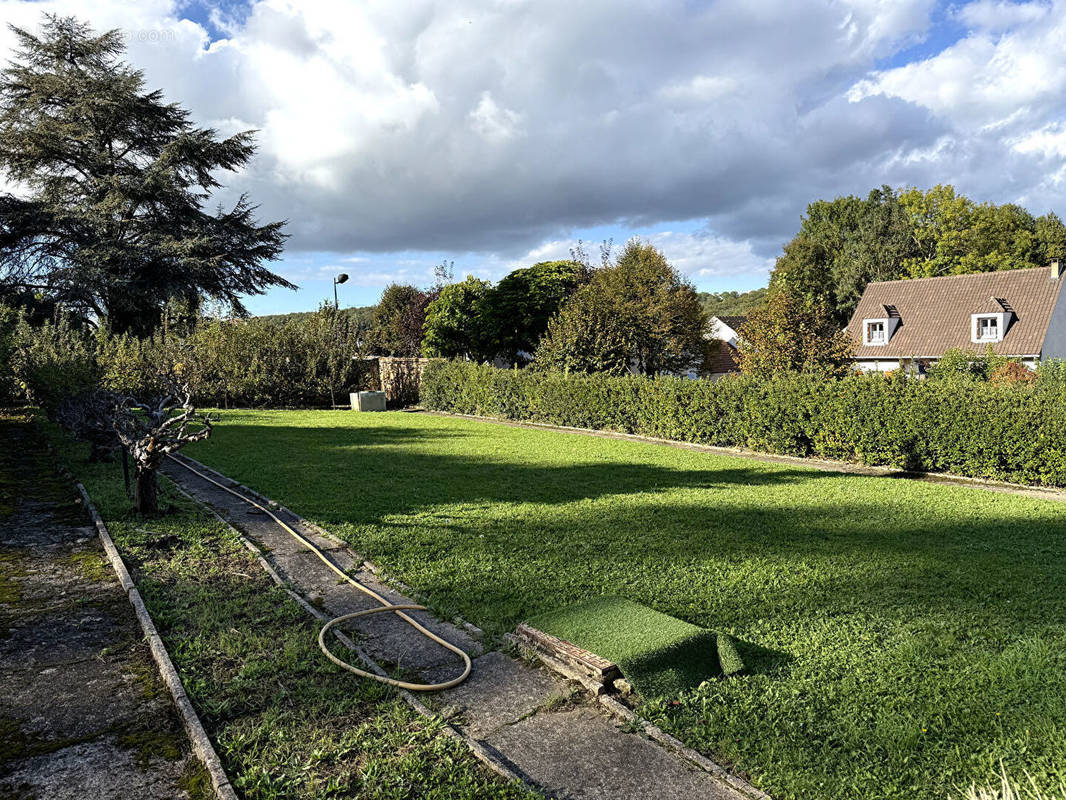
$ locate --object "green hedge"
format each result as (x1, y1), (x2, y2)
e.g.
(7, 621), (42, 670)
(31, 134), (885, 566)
(421, 361), (1066, 486)
(3, 306), (373, 412)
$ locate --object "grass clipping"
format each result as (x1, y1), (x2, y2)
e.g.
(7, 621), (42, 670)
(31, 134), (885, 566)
(526, 596), (743, 697)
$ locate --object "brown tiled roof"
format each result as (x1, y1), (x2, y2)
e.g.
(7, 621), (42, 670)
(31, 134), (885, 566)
(704, 339), (739, 374)
(714, 315), (748, 332)
(847, 267), (1065, 359)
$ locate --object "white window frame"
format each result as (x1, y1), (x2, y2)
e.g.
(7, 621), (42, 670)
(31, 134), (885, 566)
(971, 312), (1009, 344)
(867, 321), (886, 344)
(863, 317), (896, 346)
(976, 316), (998, 341)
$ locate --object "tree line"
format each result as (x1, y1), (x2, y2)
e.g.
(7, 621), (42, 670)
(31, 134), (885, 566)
(4, 16), (1064, 406)
(368, 239), (711, 377)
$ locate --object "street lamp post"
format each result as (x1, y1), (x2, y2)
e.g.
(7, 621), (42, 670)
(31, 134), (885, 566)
(333, 273), (349, 308)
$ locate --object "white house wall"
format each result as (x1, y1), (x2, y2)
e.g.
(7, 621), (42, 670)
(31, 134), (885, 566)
(854, 359), (899, 373)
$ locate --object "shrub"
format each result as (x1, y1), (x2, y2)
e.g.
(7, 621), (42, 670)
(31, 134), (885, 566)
(1036, 358), (1066, 386)
(736, 290), (853, 378)
(422, 361), (1066, 486)
(7, 303), (367, 413)
(989, 361), (1036, 385)
(10, 312), (98, 413)
(927, 346), (1009, 382)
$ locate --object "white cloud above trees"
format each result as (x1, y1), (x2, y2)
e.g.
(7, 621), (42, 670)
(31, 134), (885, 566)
(1, 0), (1065, 296)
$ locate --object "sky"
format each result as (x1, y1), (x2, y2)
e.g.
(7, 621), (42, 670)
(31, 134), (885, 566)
(2, 0), (1066, 314)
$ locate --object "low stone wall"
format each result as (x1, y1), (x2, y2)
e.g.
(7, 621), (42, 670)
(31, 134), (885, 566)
(354, 356), (440, 407)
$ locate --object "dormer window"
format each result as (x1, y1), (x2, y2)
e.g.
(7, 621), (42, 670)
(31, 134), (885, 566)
(976, 316), (998, 341)
(861, 306), (900, 347)
(971, 309), (1009, 343)
(866, 321), (886, 345)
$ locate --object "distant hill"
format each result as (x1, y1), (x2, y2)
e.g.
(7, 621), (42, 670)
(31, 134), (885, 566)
(697, 288), (767, 318)
(255, 305), (377, 329)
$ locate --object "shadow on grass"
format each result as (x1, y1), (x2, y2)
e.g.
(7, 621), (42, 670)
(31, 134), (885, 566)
(731, 637), (792, 678)
(185, 420), (1066, 639)
(191, 421), (843, 509)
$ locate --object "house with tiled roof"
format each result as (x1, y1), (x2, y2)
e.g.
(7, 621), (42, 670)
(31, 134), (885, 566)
(845, 261), (1066, 373)
(704, 315), (746, 379)
(710, 315), (747, 346)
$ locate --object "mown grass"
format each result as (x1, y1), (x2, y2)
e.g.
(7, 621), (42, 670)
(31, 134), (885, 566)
(185, 408), (1066, 800)
(44, 416), (533, 800)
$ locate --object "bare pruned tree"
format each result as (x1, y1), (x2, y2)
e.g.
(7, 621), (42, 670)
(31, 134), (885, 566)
(112, 385), (212, 514)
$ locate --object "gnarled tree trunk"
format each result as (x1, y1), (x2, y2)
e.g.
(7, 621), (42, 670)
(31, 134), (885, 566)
(133, 466), (159, 515)
(112, 385), (212, 515)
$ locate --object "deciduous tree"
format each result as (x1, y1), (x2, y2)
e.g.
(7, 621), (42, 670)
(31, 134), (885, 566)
(736, 290), (853, 378)
(482, 260), (588, 364)
(112, 386), (211, 514)
(367, 284), (429, 356)
(770, 184), (1066, 326)
(422, 276), (493, 361)
(533, 240), (707, 376)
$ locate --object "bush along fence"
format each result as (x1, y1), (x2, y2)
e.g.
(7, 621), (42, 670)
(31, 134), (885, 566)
(421, 361), (1066, 487)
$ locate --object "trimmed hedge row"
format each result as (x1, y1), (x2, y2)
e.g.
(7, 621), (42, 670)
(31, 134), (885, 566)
(421, 361), (1066, 487)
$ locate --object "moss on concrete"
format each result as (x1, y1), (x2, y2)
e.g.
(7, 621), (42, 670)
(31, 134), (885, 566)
(56, 550), (110, 583)
(177, 760), (215, 800)
(127, 656), (168, 703)
(118, 728), (183, 768)
(0, 550), (26, 605)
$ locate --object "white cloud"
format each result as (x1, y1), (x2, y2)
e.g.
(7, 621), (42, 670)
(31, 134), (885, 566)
(956, 0), (1049, 31)
(643, 231), (772, 281)
(469, 92), (521, 143)
(658, 75), (737, 104)
(1011, 122), (1066, 158)
(3, 0), (1066, 298)
(849, 4), (1066, 132)
(0, 0), (945, 255)
(465, 229), (770, 286)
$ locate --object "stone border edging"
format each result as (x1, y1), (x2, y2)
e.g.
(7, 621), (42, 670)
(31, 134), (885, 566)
(160, 466), (537, 795)
(417, 410), (1066, 502)
(76, 483), (239, 800)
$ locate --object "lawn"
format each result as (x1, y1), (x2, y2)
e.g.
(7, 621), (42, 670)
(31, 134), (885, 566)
(44, 414), (533, 800)
(186, 409), (1066, 800)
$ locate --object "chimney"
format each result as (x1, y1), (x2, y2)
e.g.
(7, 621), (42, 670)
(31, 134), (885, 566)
(1053, 258), (1064, 281)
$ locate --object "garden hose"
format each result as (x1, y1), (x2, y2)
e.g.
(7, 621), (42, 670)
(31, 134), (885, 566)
(166, 455), (472, 691)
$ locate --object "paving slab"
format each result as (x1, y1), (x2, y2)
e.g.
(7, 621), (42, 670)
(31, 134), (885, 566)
(0, 415), (194, 799)
(2, 740), (191, 800)
(430, 650), (566, 738)
(487, 707), (738, 800)
(164, 454), (761, 800)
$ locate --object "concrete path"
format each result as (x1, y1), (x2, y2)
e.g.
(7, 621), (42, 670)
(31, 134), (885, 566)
(163, 454), (760, 800)
(0, 414), (196, 799)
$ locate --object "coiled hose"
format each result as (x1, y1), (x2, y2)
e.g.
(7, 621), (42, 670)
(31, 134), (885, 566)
(167, 455), (472, 691)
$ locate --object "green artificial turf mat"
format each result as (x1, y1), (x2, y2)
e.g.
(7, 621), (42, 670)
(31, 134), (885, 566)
(716, 631), (744, 677)
(526, 596), (742, 697)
